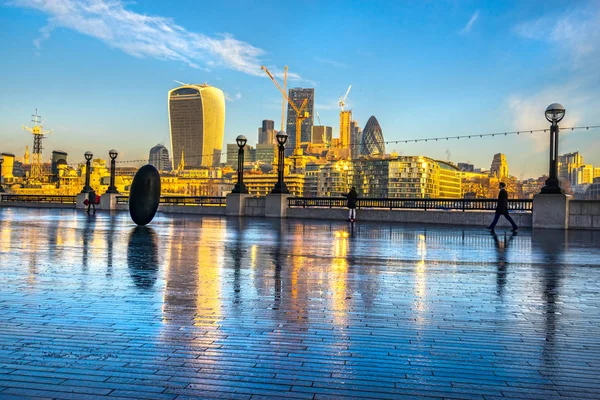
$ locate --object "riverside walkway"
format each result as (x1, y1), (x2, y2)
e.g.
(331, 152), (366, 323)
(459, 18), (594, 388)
(1, 207), (599, 399)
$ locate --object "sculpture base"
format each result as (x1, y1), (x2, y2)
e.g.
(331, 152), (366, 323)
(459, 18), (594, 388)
(533, 193), (571, 229)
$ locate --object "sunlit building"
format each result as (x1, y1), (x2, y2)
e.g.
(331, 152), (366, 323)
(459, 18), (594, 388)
(258, 119), (275, 144)
(255, 143), (277, 164)
(244, 172), (305, 197)
(318, 160), (354, 197)
(350, 120), (362, 159)
(286, 88), (314, 155)
(1, 152), (15, 184)
(360, 116), (385, 156)
(490, 153), (508, 180)
(558, 151), (583, 186)
(148, 144), (170, 171)
(312, 125), (332, 146)
(168, 84), (225, 168)
(339, 110), (352, 150)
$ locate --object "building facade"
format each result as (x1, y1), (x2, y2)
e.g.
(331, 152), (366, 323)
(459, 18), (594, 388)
(148, 144), (170, 171)
(244, 173), (305, 197)
(558, 151), (583, 187)
(286, 88), (314, 155)
(312, 125), (332, 146)
(350, 120), (362, 159)
(255, 144), (277, 164)
(360, 116), (385, 156)
(490, 153), (508, 181)
(168, 84), (225, 169)
(258, 119), (275, 144)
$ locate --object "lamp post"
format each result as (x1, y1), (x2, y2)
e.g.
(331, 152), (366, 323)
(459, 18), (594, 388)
(540, 103), (565, 194)
(232, 135), (249, 194)
(106, 149), (119, 194)
(272, 131), (290, 194)
(81, 151), (93, 193)
(0, 155), (4, 193)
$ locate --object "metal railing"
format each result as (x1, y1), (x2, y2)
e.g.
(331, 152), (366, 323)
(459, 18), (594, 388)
(0, 194), (77, 204)
(116, 196), (226, 206)
(288, 197), (533, 212)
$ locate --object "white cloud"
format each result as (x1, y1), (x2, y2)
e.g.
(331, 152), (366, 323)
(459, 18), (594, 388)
(9, 0), (297, 78)
(460, 10), (479, 35)
(315, 57), (347, 68)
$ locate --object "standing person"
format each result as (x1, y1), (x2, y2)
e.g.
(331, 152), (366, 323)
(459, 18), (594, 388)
(343, 187), (358, 222)
(487, 182), (518, 231)
(87, 188), (97, 214)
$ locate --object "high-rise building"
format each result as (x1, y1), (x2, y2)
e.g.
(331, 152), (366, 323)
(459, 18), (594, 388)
(339, 110), (352, 150)
(576, 164), (594, 185)
(311, 125), (333, 145)
(286, 88), (314, 155)
(148, 144), (170, 171)
(168, 84), (225, 169)
(51, 150), (68, 182)
(490, 153), (508, 180)
(226, 143), (254, 167)
(558, 152), (584, 186)
(255, 144), (277, 164)
(360, 116), (385, 156)
(350, 120), (362, 159)
(258, 119), (275, 144)
(318, 160), (354, 196)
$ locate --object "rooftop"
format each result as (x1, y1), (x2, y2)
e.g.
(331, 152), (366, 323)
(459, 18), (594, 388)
(1, 207), (599, 399)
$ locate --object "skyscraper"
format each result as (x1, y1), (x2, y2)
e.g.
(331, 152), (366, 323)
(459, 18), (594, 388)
(168, 84), (225, 169)
(311, 126), (333, 145)
(360, 116), (385, 156)
(258, 119), (275, 144)
(286, 88), (314, 155)
(350, 120), (362, 159)
(490, 153), (508, 181)
(339, 110), (352, 150)
(148, 144), (171, 171)
(558, 151), (584, 186)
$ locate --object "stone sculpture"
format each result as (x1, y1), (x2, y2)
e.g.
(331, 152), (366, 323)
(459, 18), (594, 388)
(129, 164), (161, 226)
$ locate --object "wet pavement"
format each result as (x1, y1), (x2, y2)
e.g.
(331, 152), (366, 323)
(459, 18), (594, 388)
(1, 207), (600, 400)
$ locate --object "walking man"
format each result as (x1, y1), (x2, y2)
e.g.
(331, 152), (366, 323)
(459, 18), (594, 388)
(87, 188), (97, 214)
(343, 187), (358, 222)
(487, 182), (518, 231)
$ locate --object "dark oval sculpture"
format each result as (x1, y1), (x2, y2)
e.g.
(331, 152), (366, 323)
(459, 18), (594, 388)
(129, 164), (161, 226)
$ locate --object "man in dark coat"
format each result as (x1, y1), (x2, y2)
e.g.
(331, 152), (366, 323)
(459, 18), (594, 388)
(343, 187), (358, 222)
(87, 189), (97, 214)
(487, 182), (517, 231)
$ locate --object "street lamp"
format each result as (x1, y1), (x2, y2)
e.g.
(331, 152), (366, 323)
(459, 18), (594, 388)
(0, 155), (4, 193)
(81, 151), (93, 193)
(232, 135), (249, 194)
(106, 149), (119, 194)
(540, 103), (565, 194)
(272, 131), (290, 194)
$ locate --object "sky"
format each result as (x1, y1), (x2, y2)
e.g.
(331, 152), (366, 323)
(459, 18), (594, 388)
(0, 0), (599, 178)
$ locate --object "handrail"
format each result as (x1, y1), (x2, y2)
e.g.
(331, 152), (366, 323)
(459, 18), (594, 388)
(288, 197), (533, 212)
(116, 196), (226, 206)
(0, 194), (77, 204)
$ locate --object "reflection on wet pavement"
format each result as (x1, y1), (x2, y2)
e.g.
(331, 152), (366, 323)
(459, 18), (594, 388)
(1, 207), (600, 399)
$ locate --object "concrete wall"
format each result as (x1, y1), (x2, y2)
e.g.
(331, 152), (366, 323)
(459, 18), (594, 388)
(287, 207), (532, 228)
(569, 200), (600, 230)
(245, 197), (265, 217)
(158, 205), (226, 215)
(0, 201), (75, 209)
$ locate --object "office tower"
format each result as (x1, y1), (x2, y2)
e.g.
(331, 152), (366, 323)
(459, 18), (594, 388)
(227, 143), (254, 167)
(360, 116), (385, 156)
(339, 110), (352, 150)
(286, 88), (314, 155)
(258, 120), (275, 144)
(148, 144), (171, 171)
(576, 164), (594, 185)
(350, 120), (362, 159)
(51, 150), (68, 181)
(255, 144), (277, 164)
(168, 84), (225, 169)
(490, 153), (508, 180)
(312, 126), (333, 145)
(558, 151), (584, 186)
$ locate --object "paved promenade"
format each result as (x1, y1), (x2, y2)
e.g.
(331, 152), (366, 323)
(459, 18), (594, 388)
(1, 207), (600, 399)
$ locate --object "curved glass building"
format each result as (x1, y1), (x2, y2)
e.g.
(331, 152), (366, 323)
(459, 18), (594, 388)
(168, 84), (225, 168)
(360, 116), (385, 156)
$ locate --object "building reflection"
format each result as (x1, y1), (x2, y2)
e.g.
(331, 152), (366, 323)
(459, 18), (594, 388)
(127, 226), (159, 289)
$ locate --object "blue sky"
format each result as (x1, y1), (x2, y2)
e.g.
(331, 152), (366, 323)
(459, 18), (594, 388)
(0, 0), (599, 178)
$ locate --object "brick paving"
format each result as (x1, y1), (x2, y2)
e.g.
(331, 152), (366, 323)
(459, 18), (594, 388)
(1, 207), (600, 399)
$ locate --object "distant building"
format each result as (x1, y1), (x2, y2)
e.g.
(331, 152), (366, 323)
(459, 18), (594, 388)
(244, 173), (305, 197)
(255, 143), (277, 164)
(1, 152), (15, 183)
(51, 150), (68, 182)
(575, 164), (594, 185)
(226, 143), (254, 167)
(312, 125), (332, 146)
(258, 119), (275, 144)
(458, 162), (474, 172)
(148, 144), (170, 171)
(558, 151), (583, 187)
(286, 88), (314, 155)
(490, 153), (508, 181)
(350, 120), (362, 159)
(360, 116), (385, 156)
(339, 110), (352, 150)
(168, 84), (225, 168)
(318, 160), (354, 197)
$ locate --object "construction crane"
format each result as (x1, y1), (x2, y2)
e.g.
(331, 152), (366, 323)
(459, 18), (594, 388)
(261, 65), (309, 154)
(280, 66), (288, 132)
(22, 109), (53, 182)
(338, 85), (352, 111)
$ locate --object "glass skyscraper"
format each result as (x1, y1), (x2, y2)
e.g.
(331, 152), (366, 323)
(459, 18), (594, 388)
(360, 116), (385, 156)
(286, 88), (314, 155)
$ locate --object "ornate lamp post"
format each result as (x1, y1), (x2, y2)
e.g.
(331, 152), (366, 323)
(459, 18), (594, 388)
(81, 151), (93, 193)
(272, 131), (290, 194)
(540, 103), (565, 194)
(232, 135), (249, 194)
(0, 155), (4, 193)
(106, 149), (119, 194)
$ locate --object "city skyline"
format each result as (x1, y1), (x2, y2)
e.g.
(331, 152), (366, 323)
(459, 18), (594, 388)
(0, 0), (599, 177)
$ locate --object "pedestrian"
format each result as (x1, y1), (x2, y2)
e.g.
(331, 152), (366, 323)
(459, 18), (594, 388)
(343, 186), (358, 222)
(87, 189), (97, 214)
(487, 182), (518, 231)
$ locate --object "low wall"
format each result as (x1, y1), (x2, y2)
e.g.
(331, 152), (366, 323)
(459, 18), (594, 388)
(0, 201), (75, 209)
(245, 197), (265, 217)
(287, 207), (532, 228)
(158, 205), (226, 215)
(569, 200), (600, 230)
